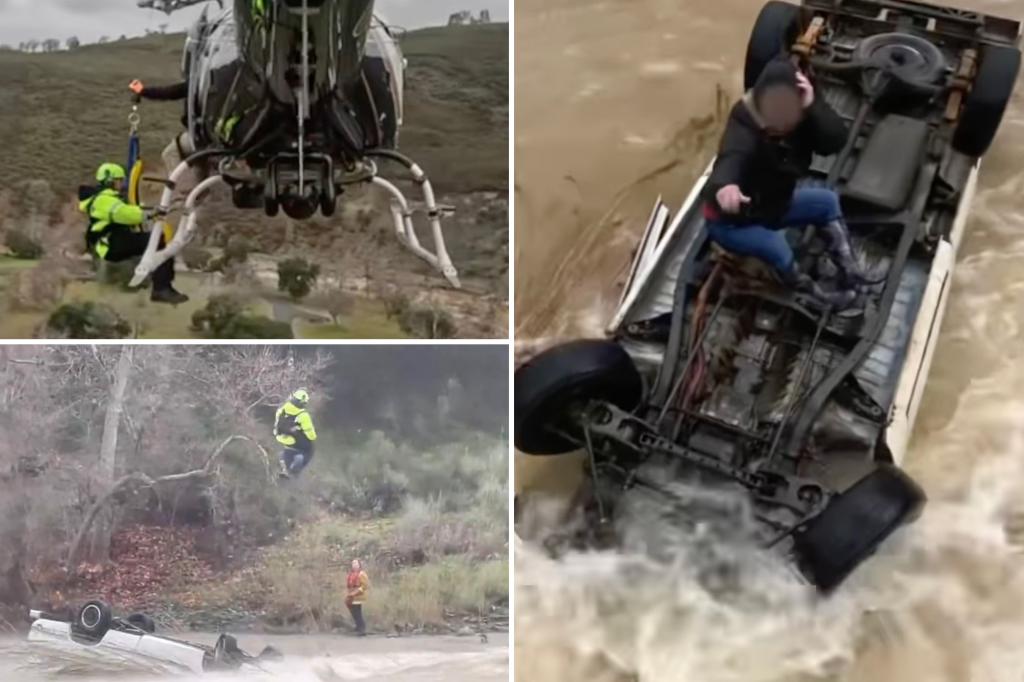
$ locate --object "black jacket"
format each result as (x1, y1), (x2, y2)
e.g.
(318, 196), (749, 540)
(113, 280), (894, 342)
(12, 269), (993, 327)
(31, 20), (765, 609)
(140, 81), (190, 128)
(704, 61), (848, 226)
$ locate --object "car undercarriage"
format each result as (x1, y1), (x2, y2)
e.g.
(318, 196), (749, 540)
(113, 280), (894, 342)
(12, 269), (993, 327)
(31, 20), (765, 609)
(515, 0), (1022, 592)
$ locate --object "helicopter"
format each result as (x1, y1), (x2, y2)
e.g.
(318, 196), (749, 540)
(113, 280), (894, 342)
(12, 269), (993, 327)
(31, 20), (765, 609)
(129, 0), (460, 289)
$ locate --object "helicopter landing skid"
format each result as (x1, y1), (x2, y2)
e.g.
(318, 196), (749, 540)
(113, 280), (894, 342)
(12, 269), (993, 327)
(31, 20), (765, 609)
(130, 154), (461, 289)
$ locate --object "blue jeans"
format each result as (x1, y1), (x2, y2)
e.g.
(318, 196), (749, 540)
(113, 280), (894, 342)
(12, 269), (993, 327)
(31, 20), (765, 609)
(281, 444), (314, 475)
(706, 188), (843, 273)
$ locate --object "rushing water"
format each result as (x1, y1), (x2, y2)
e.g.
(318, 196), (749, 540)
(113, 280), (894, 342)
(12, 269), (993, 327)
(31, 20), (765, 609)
(514, 0), (1024, 680)
(0, 633), (508, 682)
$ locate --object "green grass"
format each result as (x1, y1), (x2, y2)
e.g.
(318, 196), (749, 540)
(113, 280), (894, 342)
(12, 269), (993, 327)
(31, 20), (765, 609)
(293, 297), (409, 339)
(372, 557), (509, 625)
(197, 514), (508, 631)
(0, 255), (40, 272)
(0, 261), (416, 339)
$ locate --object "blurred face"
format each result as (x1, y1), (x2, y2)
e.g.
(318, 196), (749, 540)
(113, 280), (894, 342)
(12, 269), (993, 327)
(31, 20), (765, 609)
(112, 178), (125, 192)
(757, 85), (804, 135)
(351, 559), (361, 571)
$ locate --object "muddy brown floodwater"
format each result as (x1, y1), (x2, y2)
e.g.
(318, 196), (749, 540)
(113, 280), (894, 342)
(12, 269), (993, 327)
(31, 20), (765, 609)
(515, 0), (1024, 681)
(0, 633), (508, 682)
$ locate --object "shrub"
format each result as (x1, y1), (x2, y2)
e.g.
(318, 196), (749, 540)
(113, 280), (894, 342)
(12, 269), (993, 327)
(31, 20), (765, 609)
(98, 258), (138, 290)
(47, 302), (131, 339)
(191, 294), (292, 339)
(399, 307), (458, 339)
(221, 315), (293, 339)
(277, 258), (320, 300)
(191, 294), (244, 334)
(4, 229), (43, 259)
(372, 557), (509, 626)
(181, 245), (213, 272)
(308, 290), (356, 325)
(380, 288), (411, 320)
(223, 235), (251, 264)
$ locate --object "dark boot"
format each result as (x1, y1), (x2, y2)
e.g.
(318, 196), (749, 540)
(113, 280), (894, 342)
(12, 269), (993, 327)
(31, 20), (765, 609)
(821, 220), (886, 286)
(151, 286), (189, 305)
(781, 262), (858, 310)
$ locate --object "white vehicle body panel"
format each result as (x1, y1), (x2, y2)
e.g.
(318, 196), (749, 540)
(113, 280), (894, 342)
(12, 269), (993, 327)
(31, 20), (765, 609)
(28, 618), (207, 674)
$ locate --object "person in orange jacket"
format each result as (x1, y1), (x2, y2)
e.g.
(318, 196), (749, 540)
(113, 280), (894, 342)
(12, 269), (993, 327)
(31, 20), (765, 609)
(345, 559), (370, 636)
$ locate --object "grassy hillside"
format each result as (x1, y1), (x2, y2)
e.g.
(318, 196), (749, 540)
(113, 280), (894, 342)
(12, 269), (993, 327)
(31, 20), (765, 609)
(0, 23), (508, 196)
(0, 24), (508, 338)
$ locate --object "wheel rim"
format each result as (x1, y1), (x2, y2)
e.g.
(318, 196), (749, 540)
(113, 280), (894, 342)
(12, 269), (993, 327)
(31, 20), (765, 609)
(856, 33), (944, 86)
(80, 605), (101, 629)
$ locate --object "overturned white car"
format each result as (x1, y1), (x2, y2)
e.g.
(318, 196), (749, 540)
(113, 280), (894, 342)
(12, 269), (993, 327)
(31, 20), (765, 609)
(516, 0), (1022, 592)
(27, 600), (280, 674)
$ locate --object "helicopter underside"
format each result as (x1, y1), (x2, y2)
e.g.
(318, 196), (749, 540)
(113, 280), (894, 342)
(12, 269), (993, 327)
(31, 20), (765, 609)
(129, 3), (460, 288)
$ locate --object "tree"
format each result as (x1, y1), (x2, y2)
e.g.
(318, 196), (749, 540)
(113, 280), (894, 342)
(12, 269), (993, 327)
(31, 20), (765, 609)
(277, 258), (320, 300)
(66, 436), (272, 572)
(24, 40), (39, 53)
(66, 36), (80, 50)
(98, 36), (110, 44)
(159, 23), (169, 34)
(85, 346), (134, 563)
(41, 38), (60, 53)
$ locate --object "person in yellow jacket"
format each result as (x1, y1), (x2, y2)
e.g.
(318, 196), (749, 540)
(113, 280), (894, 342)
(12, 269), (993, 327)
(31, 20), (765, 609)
(274, 388), (317, 478)
(79, 163), (188, 304)
(345, 559), (369, 636)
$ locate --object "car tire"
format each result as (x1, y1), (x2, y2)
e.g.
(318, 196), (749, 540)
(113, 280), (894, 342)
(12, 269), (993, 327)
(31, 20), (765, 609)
(74, 600), (113, 638)
(744, 1), (802, 90)
(127, 613), (157, 633)
(515, 339), (643, 455)
(953, 44), (1022, 157)
(792, 464), (926, 593)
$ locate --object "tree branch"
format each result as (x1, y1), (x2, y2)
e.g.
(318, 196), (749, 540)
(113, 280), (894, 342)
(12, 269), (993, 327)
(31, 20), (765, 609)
(64, 435), (272, 573)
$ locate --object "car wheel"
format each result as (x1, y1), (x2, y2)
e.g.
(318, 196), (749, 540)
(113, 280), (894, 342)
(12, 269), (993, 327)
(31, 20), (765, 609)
(792, 464), (926, 593)
(320, 187), (337, 218)
(515, 339), (643, 455)
(744, 1), (801, 90)
(74, 600), (113, 638)
(127, 613), (156, 633)
(953, 44), (1022, 157)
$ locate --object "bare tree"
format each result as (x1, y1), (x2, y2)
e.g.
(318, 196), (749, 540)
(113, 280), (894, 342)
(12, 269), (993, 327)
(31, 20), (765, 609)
(66, 36), (80, 50)
(66, 435), (271, 572)
(41, 38), (60, 53)
(82, 347), (134, 562)
(159, 23), (169, 34)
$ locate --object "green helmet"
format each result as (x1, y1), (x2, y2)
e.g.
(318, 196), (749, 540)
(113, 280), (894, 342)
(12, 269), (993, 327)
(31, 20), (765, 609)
(96, 163), (127, 185)
(291, 388), (310, 406)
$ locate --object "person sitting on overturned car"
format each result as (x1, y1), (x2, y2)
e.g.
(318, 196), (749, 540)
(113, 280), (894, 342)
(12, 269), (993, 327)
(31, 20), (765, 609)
(702, 59), (871, 309)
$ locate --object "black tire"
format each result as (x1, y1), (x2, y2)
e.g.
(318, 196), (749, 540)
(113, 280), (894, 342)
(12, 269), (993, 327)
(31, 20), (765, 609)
(127, 613), (156, 633)
(744, 1), (802, 90)
(792, 464), (925, 592)
(320, 186), (337, 218)
(74, 600), (112, 638)
(232, 186), (263, 210)
(515, 340), (643, 456)
(953, 44), (1021, 157)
